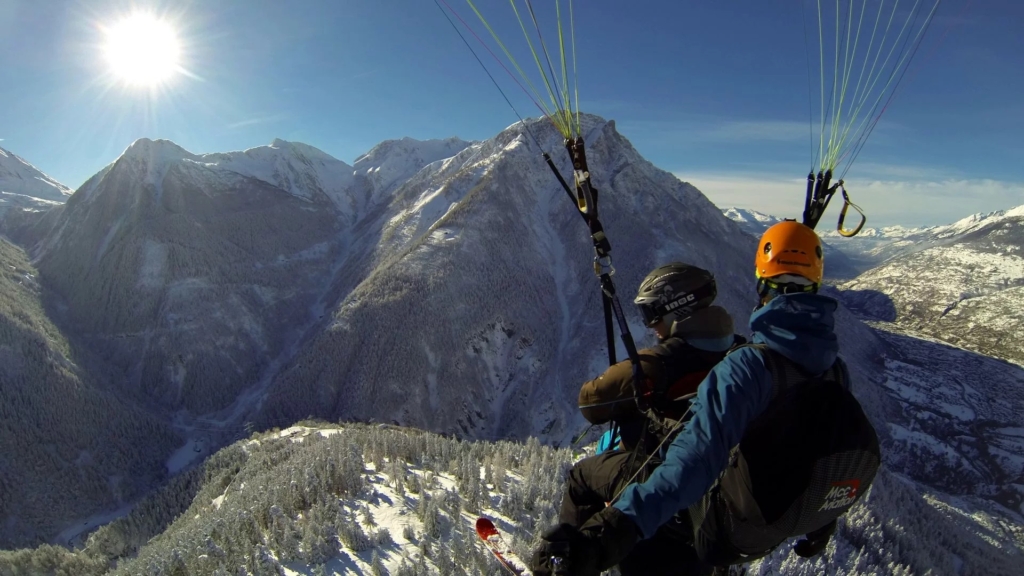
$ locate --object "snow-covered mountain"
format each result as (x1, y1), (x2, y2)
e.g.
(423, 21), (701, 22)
(22, 137), (373, 417)
(721, 207), (784, 232)
(354, 136), (473, 200)
(0, 146), (71, 221)
(840, 205), (1024, 365)
(722, 207), (865, 280)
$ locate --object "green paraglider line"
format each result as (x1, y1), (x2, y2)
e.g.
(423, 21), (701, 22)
(507, 0), (565, 133)
(831, 0), (919, 168)
(804, 0), (942, 236)
(829, 0), (866, 169)
(839, 0), (929, 168)
(841, 0), (942, 179)
(433, 0), (547, 153)
(801, 1), (817, 170)
(570, 0), (581, 135)
(555, 0), (574, 137)
(841, 0), (889, 157)
(463, 0), (565, 134)
(817, 0), (827, 167)
(844, 0), (970, 178)
(512, 0), (571, 136)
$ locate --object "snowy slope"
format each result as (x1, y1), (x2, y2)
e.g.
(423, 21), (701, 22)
(354, 136), (473, 201)
(5, 422), (1019, 575)
(200, 139), (364, 217)
(0, 145), (72, 203)
(721, 207), (783, 231)
(0, 146), (71, 225)
(840, 205), (1024, 365)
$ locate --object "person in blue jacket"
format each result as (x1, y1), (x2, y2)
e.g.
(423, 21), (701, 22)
(531, 221), (880, 575)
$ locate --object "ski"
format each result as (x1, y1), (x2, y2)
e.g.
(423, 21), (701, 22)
(475, 517), (532, 576)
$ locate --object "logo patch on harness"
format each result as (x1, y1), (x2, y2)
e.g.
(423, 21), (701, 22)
(818, 480), (860, 511)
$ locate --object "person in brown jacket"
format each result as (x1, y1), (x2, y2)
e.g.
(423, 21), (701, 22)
(551, 262), (744, 574)
(578, 262), (743, 454)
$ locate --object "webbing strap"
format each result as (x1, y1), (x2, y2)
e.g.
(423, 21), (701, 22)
(802, 168), (867, 237)
(540, 137), (646, 404)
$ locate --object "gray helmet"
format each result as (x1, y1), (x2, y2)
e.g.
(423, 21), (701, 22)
(634, 263), (717, 326)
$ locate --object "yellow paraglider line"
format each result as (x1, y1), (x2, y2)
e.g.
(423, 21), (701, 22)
(462, 0), (563, 133)
(814, 0), (940, 173)
(458, 0), (580, 140)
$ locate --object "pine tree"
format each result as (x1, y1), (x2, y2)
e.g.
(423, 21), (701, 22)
(370, 550), (387, 576)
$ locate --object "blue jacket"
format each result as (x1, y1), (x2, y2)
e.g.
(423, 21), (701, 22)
(612, 293), (841, 539)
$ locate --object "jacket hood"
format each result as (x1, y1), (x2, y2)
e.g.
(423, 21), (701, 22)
(670, 305), (735, 352)
(749, 293), (838, 374)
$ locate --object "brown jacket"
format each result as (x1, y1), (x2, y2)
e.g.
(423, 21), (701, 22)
(577, 306), (742, 451)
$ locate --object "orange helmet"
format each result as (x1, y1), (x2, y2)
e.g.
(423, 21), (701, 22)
(755, 221), (824, 286)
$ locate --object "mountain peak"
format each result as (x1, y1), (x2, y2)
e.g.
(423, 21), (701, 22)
(353, 135), (474, 198)
(267, 138), (337, 162)
(120, 138), (195, 165)
(722, 207), (783, 225)
(0, 145), (73, 203)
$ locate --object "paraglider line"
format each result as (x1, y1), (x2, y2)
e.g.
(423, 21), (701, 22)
(433, 0), (547, 151)
(436, 0), (548, 120)
(802, 0), (817, 170)
(841, 0), (940, 179)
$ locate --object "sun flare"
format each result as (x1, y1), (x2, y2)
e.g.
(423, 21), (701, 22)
(103, 14), (180, 86)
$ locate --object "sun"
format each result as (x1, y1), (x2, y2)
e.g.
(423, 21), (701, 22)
(103, 14), (180, 87)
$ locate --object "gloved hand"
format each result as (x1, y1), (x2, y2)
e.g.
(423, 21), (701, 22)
(794, 520), (836, 558)
(530, 507), (639, 576)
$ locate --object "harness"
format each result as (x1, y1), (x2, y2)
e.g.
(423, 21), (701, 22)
(687, 344), (879, 566)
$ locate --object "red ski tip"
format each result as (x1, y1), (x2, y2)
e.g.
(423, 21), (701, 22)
(476, 517), (500, 538)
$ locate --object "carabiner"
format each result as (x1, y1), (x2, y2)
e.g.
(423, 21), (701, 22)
(566, 137), (597, 218)
(836, 183), (866, 237)
(575, 172), (597, 217)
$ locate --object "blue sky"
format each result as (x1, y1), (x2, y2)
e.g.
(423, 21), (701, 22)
(1, 0), (1021, 226)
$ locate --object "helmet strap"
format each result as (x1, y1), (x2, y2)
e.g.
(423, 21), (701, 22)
(757, 277), (819, 300)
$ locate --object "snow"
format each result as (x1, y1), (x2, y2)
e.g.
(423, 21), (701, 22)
(166, 438), (207, 474)
(196, 139), (356, 208)
(56, 503), (135, 548)
(353, 136), (473, 199)
(938, 401), (976, 422)
(137, 239), (168, 288)
(721, 207), (782, 225)
(198, 424), (545, 576)
(0, 145), (72, 205)
(276, 425), (345, 441)
(889, 423), (978, 471)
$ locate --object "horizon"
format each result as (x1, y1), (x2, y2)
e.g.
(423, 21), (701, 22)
(2, 0), (1022, 227)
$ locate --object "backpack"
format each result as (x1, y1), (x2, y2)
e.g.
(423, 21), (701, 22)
(687, 344), (881, 565)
